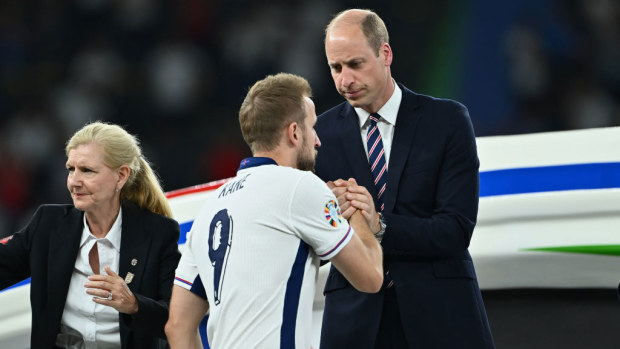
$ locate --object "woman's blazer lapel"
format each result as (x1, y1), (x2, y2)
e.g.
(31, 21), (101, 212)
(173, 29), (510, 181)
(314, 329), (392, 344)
(47, 207), (83, 332)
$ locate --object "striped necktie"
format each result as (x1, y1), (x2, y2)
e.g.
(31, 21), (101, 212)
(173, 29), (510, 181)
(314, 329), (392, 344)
(367, 113), (387, 211)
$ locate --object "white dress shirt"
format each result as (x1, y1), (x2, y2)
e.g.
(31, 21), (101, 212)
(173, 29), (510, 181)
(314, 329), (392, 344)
(56, 209), (123, 349)
(355, 81), (402, 167)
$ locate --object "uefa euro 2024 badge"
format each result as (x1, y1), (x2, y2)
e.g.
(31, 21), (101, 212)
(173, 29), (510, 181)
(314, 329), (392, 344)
(324, 200), (343, 228)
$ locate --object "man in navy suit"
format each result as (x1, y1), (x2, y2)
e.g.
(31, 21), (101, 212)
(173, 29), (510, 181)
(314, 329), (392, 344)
(315, 9), (495, 348)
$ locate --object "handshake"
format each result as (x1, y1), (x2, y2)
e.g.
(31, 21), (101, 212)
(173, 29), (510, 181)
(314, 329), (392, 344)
(326, 178), (385, 240)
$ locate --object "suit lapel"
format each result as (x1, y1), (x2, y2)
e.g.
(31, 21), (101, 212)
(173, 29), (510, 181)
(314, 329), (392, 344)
(384, 86), (421, 213)
(337, 105), (378, 198)
(48, 208), (83, 329)
(119, 203), (149, 294)
(118, 203), (150, 348)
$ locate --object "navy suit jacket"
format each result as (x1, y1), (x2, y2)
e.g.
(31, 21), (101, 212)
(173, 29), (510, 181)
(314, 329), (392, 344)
(315, 84), (495, 348)
(0, 202), (181, 349)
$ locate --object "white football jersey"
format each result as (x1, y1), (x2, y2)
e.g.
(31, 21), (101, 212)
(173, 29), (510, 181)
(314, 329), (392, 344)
(174, 157), (353, 349)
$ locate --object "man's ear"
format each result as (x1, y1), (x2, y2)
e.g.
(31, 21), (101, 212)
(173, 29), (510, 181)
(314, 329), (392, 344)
(287, 122), (301, 146)
(382, 43), (393, 66)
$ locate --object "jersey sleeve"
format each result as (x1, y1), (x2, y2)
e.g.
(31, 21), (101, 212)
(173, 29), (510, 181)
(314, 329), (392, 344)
(289, 172), (354, 260)
(173, 230), (208, 300)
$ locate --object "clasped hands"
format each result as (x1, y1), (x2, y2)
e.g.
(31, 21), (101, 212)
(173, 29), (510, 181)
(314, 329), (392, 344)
(84, 266), (139, 315)
(327, 178), (382, 234)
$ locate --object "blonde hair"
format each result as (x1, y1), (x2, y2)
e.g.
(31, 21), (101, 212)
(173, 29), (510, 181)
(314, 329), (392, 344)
(239, 72), (312, 153)
(66, 121), (172, 218)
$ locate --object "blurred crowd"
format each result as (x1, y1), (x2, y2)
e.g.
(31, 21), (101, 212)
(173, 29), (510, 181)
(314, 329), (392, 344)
(1, 0), (618, 236)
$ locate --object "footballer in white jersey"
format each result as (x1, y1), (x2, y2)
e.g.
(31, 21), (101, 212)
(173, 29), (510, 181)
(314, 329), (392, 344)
(174, 157), (354, 349)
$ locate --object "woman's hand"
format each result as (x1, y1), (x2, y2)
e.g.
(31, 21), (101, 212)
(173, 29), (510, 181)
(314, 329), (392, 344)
(85, 266), (139, 315)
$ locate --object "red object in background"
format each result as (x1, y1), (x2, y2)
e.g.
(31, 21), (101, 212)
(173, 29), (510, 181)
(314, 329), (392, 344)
(202, 142), (249, 183)
(180, 0), (217, 40)
(0, 155), (31, 214)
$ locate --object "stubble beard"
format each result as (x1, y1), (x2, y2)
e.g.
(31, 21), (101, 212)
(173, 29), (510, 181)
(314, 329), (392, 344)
(296, 144), (316, 172)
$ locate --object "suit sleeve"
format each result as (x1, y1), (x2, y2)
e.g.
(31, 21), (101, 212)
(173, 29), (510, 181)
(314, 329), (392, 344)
(120, 217), (181, 339)
(0, 207), (44, 289)
(381, 103), (480, 257)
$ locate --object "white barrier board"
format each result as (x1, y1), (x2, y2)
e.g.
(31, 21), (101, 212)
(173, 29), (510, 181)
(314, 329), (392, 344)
(2, 127), (619, 347)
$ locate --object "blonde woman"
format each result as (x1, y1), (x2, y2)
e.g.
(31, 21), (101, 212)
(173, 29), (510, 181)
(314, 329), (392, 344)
(0, 122), (180, 349)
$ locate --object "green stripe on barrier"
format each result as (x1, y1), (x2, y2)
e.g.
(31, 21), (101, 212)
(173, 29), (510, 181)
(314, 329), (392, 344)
(523, 245), (620, 257)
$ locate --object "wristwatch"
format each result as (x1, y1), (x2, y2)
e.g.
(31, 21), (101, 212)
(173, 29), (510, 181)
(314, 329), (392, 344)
(375, 212), (386, 240)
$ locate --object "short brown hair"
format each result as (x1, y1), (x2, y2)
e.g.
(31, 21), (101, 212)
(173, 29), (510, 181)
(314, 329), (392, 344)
(325, 9), (390, 56)
(239, 73), (312, 153)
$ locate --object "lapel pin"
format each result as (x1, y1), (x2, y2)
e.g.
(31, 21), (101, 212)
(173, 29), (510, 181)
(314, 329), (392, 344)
(131, 258), (138, 266)
(125, 272), (135, 284)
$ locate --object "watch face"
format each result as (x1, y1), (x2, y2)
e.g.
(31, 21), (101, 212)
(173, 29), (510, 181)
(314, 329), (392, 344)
(375, 212), (386, 239)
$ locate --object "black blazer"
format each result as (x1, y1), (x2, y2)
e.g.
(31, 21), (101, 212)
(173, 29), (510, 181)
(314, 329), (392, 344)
(315, 84), (495, 348)
(0, 202), (181, 349)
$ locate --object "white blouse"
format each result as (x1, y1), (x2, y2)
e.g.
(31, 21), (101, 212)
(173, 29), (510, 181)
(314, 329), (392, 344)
(55, 209), (123, 349)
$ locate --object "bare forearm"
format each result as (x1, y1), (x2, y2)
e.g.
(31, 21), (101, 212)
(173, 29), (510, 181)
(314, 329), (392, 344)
(349, 211), (382, 262)
(166, 286), (209, 349)
(166, 329), (203, 349)
(347, 211), (383, 290)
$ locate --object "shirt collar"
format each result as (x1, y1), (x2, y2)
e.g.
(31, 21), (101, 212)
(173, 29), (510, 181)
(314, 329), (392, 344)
(80, 208), (123, 252)
(355, 80), (402, 128)
(238, 157), (278, 171)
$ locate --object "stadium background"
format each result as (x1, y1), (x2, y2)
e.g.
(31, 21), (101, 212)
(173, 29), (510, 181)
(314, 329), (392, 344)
(0, 0), (618, 348)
